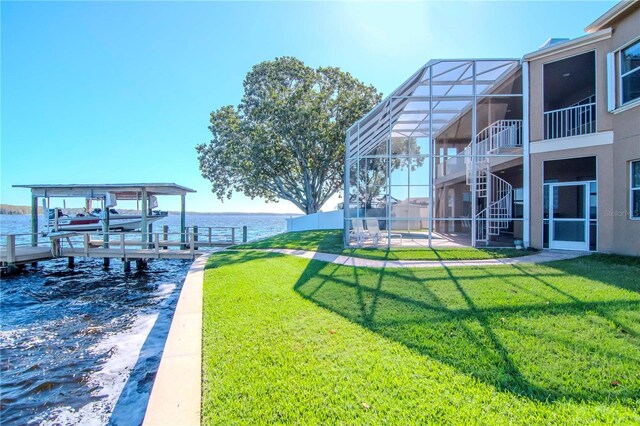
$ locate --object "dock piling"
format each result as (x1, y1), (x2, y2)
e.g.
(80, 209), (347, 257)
(84, 234), (90, 256)
(162, 225), (169, 249)
(68, 257), (74, 268)
(31, 195), (38, 247)
(6, 235), (16, 263)
(242, 226), (248, 243)
(141, 189), (148, 249)
(154, 233), (160, 257)
(136, 259), (147, 270)
(193, 226), (198, 251)
(180, 194), (186, 248)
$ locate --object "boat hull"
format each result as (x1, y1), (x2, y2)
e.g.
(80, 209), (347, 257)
(48, 214), (167, 233)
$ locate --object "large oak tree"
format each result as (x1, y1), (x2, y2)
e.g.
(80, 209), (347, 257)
(196, 57), (382, 214)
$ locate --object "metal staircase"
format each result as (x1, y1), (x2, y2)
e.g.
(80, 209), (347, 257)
(465, 120), (518, 244)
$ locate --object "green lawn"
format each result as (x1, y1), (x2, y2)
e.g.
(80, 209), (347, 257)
(235, 229), (535, 260)
(202, 251), (640, 424)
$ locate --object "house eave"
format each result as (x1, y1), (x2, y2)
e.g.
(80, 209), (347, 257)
(584, 0), (638, 33)
(522, 28), (612, 62)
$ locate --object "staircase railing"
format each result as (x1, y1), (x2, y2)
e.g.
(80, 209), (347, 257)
(473, 171), (512, 244)
(463, 119), (519, 244)
(475, 119), (523, 157)
(437, 119), (522, 180)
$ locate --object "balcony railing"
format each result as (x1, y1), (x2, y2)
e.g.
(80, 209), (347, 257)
(544, 96), (596, 140)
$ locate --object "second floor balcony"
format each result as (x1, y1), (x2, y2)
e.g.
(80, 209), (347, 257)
(544, 95), (596, 140)
(542, 51), (596, 141)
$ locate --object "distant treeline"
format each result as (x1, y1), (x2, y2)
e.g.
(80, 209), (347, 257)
(0, 204), (299, 216)
(0, 204), (44, 215)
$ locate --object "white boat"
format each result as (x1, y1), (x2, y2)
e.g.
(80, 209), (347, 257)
(47, 208), (168, 233)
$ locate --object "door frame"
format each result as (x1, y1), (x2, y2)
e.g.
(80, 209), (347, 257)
(548, 181), (589, 251)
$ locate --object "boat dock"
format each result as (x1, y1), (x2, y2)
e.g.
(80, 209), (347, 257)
(2, 183), (247, 274)
(1, 225), (246, 273)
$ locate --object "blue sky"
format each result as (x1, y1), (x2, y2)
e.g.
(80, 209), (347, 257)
(1, 0), (616, 213)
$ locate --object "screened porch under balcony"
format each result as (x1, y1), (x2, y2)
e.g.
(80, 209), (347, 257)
(344, 59), (526, 248)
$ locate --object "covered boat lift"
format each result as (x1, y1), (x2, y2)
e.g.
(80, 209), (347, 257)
(13, 183), (196, 247)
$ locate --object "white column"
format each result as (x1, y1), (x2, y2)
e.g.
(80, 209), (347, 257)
(522, 61), (531, 249)
(471, 61), (478, 247)
(343, 129), (351, 247)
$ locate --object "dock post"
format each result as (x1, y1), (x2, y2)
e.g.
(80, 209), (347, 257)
(148, 223), (153, 245)
(6, 235), (16, 263)
(123, 260), (131, 272)
(102, 208), (110, 248)
(193, 226), (198, 250)
(103, 258), (110, 268)
(31, 194), (38, 247)
(162, 225), (169, 249)
(154, 233), (160, 257)
(189, 230), (195, 254)
(180, 194), (186, 249)
(68, 257), (74, 268)
(242, 226), (248, 243)
(231, 227), (235, 244)
(208, 227), (212, 246)
(141, 188), (148, 249)
(136, 259), (147, 270)
(84, 233), (90, 256)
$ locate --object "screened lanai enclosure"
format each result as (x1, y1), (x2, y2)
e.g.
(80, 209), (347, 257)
(344, 59), (527, 248)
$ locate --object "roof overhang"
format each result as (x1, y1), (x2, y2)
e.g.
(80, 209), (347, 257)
(12, 183), (196, 199)
(585, 0), (638, 33)
(522, 28), (612, 62)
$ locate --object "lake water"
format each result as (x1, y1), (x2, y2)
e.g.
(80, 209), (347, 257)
(0, 213), (290, 425)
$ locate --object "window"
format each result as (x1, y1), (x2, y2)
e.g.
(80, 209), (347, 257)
(621, 40), (640, 105)
(631, 160), (640, 219)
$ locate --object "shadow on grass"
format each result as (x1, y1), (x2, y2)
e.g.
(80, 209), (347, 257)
(235, 229), (537, 261)
(293, 255), (640, 405)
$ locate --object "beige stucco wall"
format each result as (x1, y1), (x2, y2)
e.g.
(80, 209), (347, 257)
(605, 6), (640, 256)
(609, 6), (640, 54)
(610, 102), (640, 256)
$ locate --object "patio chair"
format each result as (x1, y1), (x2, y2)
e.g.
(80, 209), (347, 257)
(365, 219), (403, 246)
(349, 219), (369, 246)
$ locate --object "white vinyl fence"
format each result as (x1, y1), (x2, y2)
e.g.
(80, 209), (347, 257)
(286, 210), (343, 232)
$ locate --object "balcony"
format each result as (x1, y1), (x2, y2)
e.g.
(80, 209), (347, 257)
(543, 95), (596, 140)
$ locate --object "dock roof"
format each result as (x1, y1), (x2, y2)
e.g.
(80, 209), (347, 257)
(13, 183), (196, 199)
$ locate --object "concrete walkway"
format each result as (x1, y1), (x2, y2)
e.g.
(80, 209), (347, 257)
(261, 248), (589, 268)
(143, 252), (213, 426)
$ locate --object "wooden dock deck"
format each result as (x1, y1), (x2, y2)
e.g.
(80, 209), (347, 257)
(1, 226), (243, 272)
(0, 246), (55, 264)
